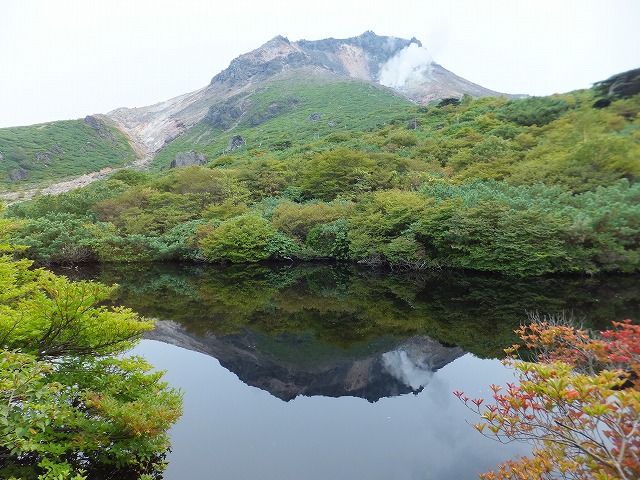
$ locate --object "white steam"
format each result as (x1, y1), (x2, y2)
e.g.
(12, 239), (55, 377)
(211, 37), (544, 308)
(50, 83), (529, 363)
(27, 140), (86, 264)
(379, 43), (433, 88)
(382, 350), (433, 389)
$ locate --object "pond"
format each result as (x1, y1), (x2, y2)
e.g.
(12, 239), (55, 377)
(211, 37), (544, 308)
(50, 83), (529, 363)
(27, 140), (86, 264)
(74, 263), (640, 479)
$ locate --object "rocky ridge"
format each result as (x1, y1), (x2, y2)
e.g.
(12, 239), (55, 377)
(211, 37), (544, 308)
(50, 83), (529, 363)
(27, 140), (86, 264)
(106, 31), (512, 158)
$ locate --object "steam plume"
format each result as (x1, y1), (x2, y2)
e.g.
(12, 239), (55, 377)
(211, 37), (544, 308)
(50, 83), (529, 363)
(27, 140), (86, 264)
(382, 350), (433, 389)
(379, 43), (433, 88)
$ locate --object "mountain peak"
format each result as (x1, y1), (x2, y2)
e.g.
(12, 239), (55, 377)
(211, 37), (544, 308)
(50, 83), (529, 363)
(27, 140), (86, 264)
(209, 31), (430, 89)
(210, 36), (310, 87)
(208, 31), (504, 102)
(266, 35), (291, 46)
(108, 32), (513, 156)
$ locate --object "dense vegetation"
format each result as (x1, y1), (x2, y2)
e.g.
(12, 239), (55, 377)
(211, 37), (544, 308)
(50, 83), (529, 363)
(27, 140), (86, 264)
(0, 116), (134, 187)
(0, 218), (182, 479)
(3, 71), (640, 276)
(459, 318), (640, 480)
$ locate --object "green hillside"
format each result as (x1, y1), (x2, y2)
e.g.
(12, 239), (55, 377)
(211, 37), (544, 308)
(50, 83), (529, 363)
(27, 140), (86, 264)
(4, 69), (640, 276)
(0, 116), (135, 188)
(153, 74), (415, 169)
(155, 72), (640, 194)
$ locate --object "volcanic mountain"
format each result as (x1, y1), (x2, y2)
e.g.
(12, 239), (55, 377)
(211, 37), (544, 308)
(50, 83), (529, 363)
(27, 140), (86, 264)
(107, 31), (513, 160)
(0, 31), (519, 191)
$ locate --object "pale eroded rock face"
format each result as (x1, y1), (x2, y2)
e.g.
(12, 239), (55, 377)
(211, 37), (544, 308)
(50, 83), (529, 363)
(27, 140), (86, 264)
(107, 86), (213, 156)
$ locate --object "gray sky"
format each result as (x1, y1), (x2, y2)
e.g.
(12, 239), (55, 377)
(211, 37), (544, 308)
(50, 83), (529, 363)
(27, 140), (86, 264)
(1, 0), (639, 128)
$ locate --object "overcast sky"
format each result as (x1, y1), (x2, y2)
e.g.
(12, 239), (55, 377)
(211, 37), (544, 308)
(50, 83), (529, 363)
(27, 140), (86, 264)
(1, 0), (639, 128)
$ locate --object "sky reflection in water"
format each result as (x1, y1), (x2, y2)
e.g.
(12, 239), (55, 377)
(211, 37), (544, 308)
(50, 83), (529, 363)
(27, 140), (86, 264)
(133, 340), (528, 480)
(94, 263), (639, 480)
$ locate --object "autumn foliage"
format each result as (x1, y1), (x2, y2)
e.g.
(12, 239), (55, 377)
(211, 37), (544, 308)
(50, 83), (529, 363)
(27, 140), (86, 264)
(456, 317), (640, 480)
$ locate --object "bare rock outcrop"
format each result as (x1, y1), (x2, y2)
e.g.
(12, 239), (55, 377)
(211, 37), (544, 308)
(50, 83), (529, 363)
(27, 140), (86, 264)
(8, 168), (29, 182)
(224, 135), (245, 153)
(84, 115), (117, 143)
(170, 151), (207, 169)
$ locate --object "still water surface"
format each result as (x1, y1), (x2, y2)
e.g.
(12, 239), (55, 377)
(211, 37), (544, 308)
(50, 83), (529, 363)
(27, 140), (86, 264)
(134, 340), (525, 480)
(77, 263), (639, 479)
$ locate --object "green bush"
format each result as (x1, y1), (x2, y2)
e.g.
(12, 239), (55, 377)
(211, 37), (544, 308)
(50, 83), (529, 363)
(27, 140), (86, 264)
(94, 188), (202, 235)
(107, 168), (151, 186)
(200, 215), (279, 263)
(306, 220), (350, 259)
(0, 237), (181, 478)
(271, 200), (353, 241)
(347, 190), (432, 262)
(496, 96), (570, 126)
(11, 213), (97, 264)
(298, 149), (378, 201)
(265, 231), (301, 259)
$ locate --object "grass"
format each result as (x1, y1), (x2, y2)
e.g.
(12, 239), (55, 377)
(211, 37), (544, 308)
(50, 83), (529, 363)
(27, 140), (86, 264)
(152, 73), (416, 169)
(0, 118), (135, 189)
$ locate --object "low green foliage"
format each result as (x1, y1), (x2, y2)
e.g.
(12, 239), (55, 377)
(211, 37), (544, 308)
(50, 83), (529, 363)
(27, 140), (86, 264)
(4, 73), (640, 275)
(9, 213), (97, 264)
(0, 217), (182, 479)
(200, 214), (281, 263)
(348, 189), (432, 266)
(306, 220), (350, 259)
(298, 148), (392, 200)
(8, 181), (126, 219)
(0, 118), (134, 187)
(95, 188), (202, 235)
(271, 200), (353, 241)
(496, 95), (570, 126)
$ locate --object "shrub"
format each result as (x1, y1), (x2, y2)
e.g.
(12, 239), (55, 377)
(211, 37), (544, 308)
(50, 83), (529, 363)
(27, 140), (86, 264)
(199, 214), (279, 263)
(497, 96), (570, 126)
(271, 200), (352, 241)
(306, 220), (350, 259)
(458, 318), (640, 480)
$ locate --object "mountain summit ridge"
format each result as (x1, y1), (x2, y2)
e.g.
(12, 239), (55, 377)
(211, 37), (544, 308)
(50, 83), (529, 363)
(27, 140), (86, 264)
(107, 31), (514, 157)
(210, 32), (421, 87)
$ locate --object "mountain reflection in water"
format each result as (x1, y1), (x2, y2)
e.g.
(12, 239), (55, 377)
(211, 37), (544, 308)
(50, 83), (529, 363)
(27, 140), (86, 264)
(68, 263), (639, 480)
(70, 261), (640, 402)
(147, 320), (465, 402)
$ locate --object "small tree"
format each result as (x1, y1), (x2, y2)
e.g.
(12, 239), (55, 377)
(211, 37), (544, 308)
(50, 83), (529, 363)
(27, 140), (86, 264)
(0, 215), (182, 479)
(456, 316), (640, 480)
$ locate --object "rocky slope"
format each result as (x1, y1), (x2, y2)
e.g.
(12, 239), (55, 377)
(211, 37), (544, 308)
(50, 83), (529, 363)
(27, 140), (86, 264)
(107, 31), (513, 157)
(1, 32), (516, 194)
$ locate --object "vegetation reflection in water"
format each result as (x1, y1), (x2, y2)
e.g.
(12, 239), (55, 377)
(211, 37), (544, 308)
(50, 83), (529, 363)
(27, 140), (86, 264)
(67, 263), (640, 478)
(70, 262), (640, 362)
